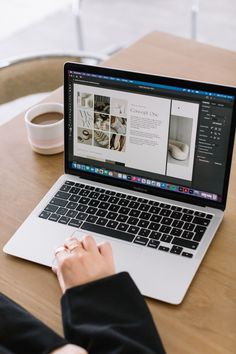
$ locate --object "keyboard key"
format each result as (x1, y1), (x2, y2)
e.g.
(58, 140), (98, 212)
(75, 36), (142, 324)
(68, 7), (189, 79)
(183, 209), (194, 214)
(118, 199), (129, 206)
(194, 211), (206, 217)
(69, 195), (80, 202)
(76, 204), (88, 212)
(149, 206), (160, 214)
(65, 180), (75, 186)
(96, 217), (108, 226)
(138, 204), (150, 212)
(45, 204), (58, 213)
(39, 211), (50, 219)
(58, 216), (70, 224)
(147, 239), (160, 249)
(159, 246), (169, 252)
(88, 191), (99, 199)
(160, 203), (171, 209)
(159, 209), (171, 217)
(206, 214), (213, 219)
(181, 214), (193, 222)
(172, 237), (199, 250)
(98, 194), (109, 201)
(137, 219), (149, 228)
(170, 228), (182, 237)
(149, 222), (160, 231)
(81, 222), (135, 242)
(117, 223), (129, 232)
(172, 220), (184, 228)
(171, 206), (182, 211)
(138, 198), (148, 203)
(89, 199), (100, 207)
(69, 187), (80, 194)
(149, 231), (161, 240)
(170, 245), (183, 255)
(108, 196), (119, 204)
(108, 204), (120, 212)
(57, 207), (68, 215)
(107, 220), (118, 229)
(79, 190), (90, 196)
(68, 219), (83, 228)
(139, 212), (151, 220)
(50, 197), (68, 207)
(98, 202), (109, 209)
(127, 217), (139, 225)
(170, 211), (182, 219)
(86, 215), (98, 224)
(128, 201), (140, 209)
(150, 215), (161, 223)
(161, 217), (172, 225)
(76, 212), (88, 221)
(66, 210), (78, 218)
(60, 184), (71, 192)
(161, 234), (172, 243)
(48, 213), (60, 222)
(183, 222), (195, 231)
(127, 226), (140, 234)
(182, 231), (194, 239)
(86, 206), (97, 214)
(79, 197), (90, 205)
(117, 214), (128, 222)
(159, 225), (171, 234)
(119, 207), (130, 214)
(129, 209), (141, 217)
(67, 202), (78, 210)
(182, 252), (193, 258)
(138, 228), (151, 237)
(96, 209), (107, 217)
(107, 212), (118, 220)
(133, 236), (148, 246)
(193, 225), (207, 242)
(193, 217), (210, 226)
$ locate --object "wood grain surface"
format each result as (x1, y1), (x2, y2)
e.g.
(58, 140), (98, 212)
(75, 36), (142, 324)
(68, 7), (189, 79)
(0, 31), (236, 354)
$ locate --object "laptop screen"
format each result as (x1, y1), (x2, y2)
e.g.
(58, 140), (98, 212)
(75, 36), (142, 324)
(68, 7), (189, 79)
(64, 63), (236, 210)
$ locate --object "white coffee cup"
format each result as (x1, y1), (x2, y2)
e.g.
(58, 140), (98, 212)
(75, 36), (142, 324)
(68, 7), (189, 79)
(24, 103), (64, 155)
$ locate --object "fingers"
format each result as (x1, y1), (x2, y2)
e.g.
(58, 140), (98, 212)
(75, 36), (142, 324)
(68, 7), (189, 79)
(82, 235), (99, 253)
(98, 241), (113, 259)
(64, 237), (84, 253)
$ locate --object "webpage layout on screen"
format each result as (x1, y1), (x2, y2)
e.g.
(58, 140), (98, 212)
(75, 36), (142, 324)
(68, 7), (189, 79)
(73, 83), (199, 182)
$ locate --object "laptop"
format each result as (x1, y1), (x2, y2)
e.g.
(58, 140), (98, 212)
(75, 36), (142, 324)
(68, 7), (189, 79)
(4, 63), (236, 304)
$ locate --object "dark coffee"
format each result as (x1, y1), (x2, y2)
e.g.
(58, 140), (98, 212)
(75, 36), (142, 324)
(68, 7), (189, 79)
(31, 112), (63, 125)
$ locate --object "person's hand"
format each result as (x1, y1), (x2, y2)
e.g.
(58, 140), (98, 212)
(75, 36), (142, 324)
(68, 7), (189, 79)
(50, 344), (87, 354)
(53, 235), (116, 293)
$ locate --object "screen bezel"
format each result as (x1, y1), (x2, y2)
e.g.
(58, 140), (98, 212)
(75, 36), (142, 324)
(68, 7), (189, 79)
(64, 62), (236, 211)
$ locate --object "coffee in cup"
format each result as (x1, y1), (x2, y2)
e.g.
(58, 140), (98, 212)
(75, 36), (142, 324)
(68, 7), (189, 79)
(25, 103), (64, 155)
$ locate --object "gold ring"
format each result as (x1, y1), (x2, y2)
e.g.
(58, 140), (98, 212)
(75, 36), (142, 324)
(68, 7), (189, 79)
(54, 246), (67, 255)
(67, 243), (80, 253)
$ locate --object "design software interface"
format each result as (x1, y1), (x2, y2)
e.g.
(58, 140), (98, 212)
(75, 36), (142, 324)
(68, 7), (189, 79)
(66, 69), (235, 204)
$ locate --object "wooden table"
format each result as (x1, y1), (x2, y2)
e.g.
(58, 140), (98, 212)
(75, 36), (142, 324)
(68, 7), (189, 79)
(1, 31), (236, 354)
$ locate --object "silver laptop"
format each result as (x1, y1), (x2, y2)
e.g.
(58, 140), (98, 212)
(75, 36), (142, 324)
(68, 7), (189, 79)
(4, 63), (236, 304)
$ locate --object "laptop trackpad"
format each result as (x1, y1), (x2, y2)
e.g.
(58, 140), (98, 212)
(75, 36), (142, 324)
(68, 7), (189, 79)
(73, 230), (142, 272)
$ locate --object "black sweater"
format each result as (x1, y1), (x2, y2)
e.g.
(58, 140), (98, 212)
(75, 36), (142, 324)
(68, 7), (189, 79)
(0, 272), (166, 354)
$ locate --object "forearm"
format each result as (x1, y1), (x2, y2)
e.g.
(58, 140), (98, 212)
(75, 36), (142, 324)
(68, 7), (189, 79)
(61, 272), (166, 354)
(0, 293), (67, 354)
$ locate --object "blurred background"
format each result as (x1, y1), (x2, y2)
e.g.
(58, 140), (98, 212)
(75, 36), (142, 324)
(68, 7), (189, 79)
(0, 0), (235, 125)
(0, 0), (235, 59)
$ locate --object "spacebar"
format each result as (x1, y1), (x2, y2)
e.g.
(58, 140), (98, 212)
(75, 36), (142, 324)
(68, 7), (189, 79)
(81, 222), (135, 242)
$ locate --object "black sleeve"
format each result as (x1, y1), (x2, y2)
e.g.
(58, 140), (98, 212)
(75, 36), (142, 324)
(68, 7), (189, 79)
(61, 272), (166, 354)
(0, 293), (68, 354)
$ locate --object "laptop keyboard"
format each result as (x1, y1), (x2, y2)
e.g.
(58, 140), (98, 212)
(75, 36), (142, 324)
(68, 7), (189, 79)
(39, 180), (213, 259)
